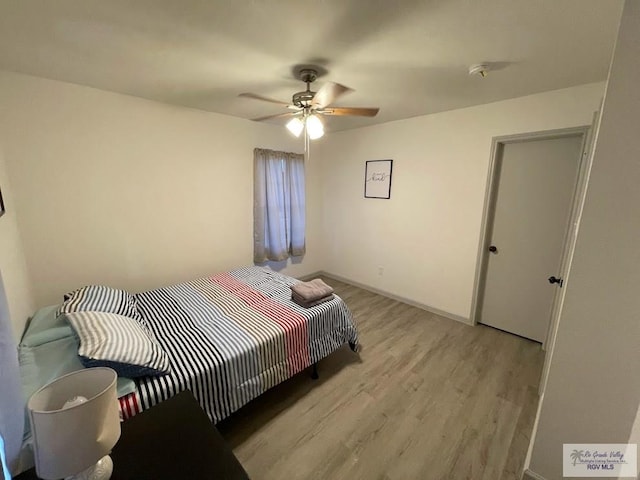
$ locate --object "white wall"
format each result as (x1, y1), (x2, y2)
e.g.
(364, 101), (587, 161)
(0, 70), (609, 336)
(318, 82), (604, 320)
(528, 1), (640, 478)
(0, 146), (35, 339)
(0, 71), (324, 331)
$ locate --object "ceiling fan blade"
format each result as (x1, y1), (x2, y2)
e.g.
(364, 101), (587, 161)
(311, 82), (353, 108)
(322, 107), (380, 117)
(239, 92), (290, 106)
(250, 112), (297, 122)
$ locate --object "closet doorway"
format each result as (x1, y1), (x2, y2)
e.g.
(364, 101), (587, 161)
(473, 128), (589, 343)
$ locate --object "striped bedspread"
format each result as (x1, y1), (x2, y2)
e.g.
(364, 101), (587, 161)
(119, 267), (358, 422)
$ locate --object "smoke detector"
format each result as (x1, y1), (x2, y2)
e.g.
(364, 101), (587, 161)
(468, 63), (490, 77)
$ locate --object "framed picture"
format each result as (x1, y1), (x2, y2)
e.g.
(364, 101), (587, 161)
(0, 187), (4, 218)
(364, 159), (393, 199)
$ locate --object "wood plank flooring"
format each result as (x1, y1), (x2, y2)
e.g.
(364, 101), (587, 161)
(217, 278), (543, 480)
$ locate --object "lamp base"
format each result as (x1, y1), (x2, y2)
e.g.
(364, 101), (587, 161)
(65, 455), (113, 480)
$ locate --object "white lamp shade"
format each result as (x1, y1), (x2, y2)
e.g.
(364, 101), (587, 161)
(28, 368), (121, 480)
(286, 117), (304, 137)
(306, 114), (324, 140)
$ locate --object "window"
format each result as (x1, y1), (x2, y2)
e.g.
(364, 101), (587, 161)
(253, 148), (305, 262)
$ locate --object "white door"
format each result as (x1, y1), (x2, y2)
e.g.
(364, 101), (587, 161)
(479, 135), (583, 342)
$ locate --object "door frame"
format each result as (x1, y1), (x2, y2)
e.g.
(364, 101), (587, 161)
(469, 126), (591, 350)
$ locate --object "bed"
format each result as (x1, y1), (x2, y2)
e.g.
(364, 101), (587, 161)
(119, 266), (358, 421)
(21, 267), (359, 428)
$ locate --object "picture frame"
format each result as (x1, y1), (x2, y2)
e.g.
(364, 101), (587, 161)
(0, 187), (4, 218)
(364, 159), (393, 199)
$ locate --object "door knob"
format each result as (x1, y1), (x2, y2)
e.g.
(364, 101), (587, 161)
(548, 276), (564, 287)
(488, 245), (498, 253)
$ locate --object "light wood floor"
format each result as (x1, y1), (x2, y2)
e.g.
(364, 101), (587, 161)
(217, 278), (543, 480)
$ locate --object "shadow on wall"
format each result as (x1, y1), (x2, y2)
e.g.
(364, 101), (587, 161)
(256, 256), (305, 272)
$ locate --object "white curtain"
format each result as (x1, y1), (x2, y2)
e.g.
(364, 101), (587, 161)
(254, 148), (305, 262)
(0, 272), (24, 477)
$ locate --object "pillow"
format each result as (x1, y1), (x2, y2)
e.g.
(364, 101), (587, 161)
(66, 311), (170, 378)
(57, 285), (140, 320)
(20, 305), (70, 344)
(20, 304), (77, 348)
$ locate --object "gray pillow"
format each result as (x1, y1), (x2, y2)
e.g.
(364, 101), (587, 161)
(66, 311), (169, 378)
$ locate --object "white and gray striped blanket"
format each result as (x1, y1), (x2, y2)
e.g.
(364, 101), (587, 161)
(118, 267), (358, 422)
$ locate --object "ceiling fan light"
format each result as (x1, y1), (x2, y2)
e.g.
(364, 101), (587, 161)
(306, 114), (324, 140)
(286, 117), (304, 137)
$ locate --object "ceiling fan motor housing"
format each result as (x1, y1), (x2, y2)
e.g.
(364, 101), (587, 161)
(292, 68), (318, 107)
(292, 91), (315, 108)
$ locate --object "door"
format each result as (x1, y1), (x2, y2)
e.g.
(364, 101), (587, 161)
(479, 135), (583, 342)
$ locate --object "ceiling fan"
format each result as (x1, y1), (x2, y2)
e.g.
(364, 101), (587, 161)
(239, 68), (379, 140)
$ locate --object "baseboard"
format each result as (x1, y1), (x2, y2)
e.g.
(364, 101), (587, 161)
(522, 469), (548, 480)
(295, 271), (324, 281)
(318, 271), (472, 326)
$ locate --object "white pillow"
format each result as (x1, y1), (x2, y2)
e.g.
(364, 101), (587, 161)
(66, 311), (169, 378)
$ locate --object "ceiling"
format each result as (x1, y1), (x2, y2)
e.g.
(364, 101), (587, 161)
(0, 0), (624, 131)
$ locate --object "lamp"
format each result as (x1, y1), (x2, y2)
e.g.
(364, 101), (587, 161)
(286, 117), (304, 137)
(28, 368), (121, 480)
(285, 113), (324, 140)
(305, 114), (324, 140)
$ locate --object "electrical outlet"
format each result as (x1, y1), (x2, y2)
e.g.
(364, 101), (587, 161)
(378, 266), (384, 276)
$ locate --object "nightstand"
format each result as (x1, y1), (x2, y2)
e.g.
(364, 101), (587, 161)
(16, 390), (250, 480)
